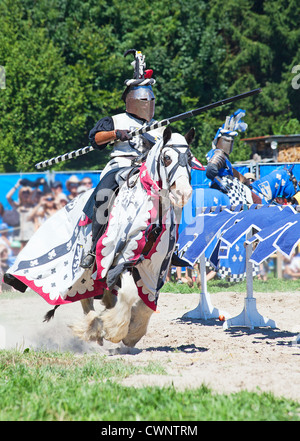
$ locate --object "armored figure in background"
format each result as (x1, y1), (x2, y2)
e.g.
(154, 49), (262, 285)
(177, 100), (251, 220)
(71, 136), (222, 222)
(205, 109), (250, 192)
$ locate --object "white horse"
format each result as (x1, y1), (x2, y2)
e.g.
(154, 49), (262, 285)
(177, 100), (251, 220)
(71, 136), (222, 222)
(74, 126), (194, 346)
(5, 126), (194, 347)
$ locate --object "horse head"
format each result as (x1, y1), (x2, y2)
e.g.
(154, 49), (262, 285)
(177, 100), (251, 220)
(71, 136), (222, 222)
(155, 126), (194, 208)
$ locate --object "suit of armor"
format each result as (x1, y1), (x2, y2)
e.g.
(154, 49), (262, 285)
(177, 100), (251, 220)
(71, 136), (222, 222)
(205, 109), (249, 193)
(80, 50), (164, 268)
(90, 112), (164, 182)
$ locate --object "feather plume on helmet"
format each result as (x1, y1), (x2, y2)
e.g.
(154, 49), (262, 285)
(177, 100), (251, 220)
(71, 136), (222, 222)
(122, 49), (156, 122)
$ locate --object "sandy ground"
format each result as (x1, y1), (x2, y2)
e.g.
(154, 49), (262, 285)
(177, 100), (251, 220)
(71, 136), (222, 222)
(0, 288), (300, 402)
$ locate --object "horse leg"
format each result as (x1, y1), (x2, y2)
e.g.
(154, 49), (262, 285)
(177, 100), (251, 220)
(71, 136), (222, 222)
(71, 298), (102, 345)
(80, 297), (95, 315)
(100, 271), (139, 344)
(71, 288), (119, 345)
(102, 288), (117, 309)
(77, 297), (105, 345)
(80, 288), (117, 315)
(122, 298), (154, 347)
(70, 309), (104, 345)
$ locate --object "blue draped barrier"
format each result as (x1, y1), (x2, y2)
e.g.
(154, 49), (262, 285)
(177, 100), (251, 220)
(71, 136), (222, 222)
(259, 163), (300, 180)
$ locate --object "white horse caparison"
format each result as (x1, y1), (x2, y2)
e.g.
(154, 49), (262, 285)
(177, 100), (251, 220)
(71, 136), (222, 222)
(73, 126), (194, 347)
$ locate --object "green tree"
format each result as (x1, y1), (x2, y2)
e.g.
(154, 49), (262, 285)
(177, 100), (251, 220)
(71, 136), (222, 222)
(0, 1), (88, 171)
(0, 0), (299, 171)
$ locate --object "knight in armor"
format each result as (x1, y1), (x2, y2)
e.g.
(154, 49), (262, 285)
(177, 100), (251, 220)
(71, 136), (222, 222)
(80, 50), (165, 269)
(206, 112), (300, 205)
(205, 109), (250, 191)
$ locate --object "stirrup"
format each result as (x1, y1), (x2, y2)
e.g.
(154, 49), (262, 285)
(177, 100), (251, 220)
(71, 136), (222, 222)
(80, 252), (96, 269)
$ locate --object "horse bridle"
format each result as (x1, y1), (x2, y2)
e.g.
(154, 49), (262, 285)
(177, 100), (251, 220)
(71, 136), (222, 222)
(158, 144), (192, 188)
(287, 169), (299, 194)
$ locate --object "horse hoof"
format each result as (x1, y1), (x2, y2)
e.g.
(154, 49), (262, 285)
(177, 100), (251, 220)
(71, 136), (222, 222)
(101, 325), (129, 344)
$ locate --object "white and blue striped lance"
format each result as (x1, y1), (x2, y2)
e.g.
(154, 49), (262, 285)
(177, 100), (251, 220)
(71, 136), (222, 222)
(35, 88), (261, 169)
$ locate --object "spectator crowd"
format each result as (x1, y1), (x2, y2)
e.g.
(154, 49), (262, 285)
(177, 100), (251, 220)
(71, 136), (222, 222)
(0, 174), (94, 292)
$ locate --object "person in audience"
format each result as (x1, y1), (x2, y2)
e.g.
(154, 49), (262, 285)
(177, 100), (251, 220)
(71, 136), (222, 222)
(257, 260), (268, 282)
(28, 193), (58, 230)
(283, 252), (300, 280)
(0, 222), (12, 250)
(8, 239), (21, 266)
(0, 221), (17, 268)
(66, 175), (79, 201)
(6, 181), (36, 249)
(0, 202), (13, 225)
(80, 176), (93, 190)
(0, 244), (10, 292)
(56, 193), (68, 209)
(244, 172), (256, 184)
(51, 181), (67, 205)
(77, 185), (88, 195)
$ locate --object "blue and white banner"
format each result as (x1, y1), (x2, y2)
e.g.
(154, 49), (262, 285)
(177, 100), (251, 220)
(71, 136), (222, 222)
(177, 204), (300, 281)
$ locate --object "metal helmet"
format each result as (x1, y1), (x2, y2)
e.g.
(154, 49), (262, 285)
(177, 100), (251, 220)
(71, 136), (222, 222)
(212, 109), (248, 156)
(215, 135), (234, 155)
(125, 85), (155, 122)
(122, 49), (156, 122)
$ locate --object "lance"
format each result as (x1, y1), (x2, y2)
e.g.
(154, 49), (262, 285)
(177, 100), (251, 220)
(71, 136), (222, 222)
(35, 87), (261, 169)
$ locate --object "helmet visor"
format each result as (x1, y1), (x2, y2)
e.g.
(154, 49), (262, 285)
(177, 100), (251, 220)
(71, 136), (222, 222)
(126, 85), (155, 121)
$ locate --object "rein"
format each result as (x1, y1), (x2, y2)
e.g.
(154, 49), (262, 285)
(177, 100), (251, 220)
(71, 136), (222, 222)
(158, 144), (192, 189)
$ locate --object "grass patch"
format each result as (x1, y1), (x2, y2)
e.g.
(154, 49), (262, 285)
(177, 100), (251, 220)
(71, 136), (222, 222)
(0, 349), (299, 421)
(2, 274), (298, 301)
(163, 273), (300, 294)
(0, 289), (37, 300)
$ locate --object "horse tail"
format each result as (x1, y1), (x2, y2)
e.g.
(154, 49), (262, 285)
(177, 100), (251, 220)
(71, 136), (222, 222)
(43, 305), (60, 322)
